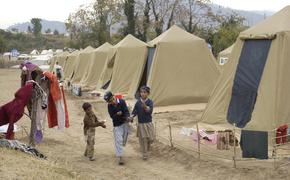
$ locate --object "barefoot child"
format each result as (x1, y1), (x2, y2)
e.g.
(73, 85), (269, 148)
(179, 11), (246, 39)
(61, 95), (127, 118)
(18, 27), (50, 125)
(104, 91), (130, 165)
(82, 102), (106, 161)
(131, 86), (154, 160)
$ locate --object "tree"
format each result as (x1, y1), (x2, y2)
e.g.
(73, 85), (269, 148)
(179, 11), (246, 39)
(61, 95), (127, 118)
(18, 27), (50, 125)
(212, 14), (246, 56)
(66, 0), (121, 47)
(31, 18), (42, 36)
(135, 0), (150, 41)
(11, 28), (19, 33)
(177, 0), (215, 33)
(45, 28), (52, 34)
(53, 29), (59, 35)
(150, 0), (180, 36)
(0, 34), (6, 53)
(124, 0), (136, 35)
(27, 26), (32, 33)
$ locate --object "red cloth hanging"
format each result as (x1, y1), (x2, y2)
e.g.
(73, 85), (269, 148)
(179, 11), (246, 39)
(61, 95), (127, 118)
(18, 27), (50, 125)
(43, 72), (61, 128)
(0, 83), (33, 139)
(276, 124), (288, 144)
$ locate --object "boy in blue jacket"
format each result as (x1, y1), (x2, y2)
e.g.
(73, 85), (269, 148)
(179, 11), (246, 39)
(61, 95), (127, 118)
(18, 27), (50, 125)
(131, 86), (154, 160)
(104, 91), (130, 165)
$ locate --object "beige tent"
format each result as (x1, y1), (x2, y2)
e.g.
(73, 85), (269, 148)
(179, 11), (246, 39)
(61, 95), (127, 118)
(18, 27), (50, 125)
(70, 46), (94, 84)
(201, 6), (290, 131)
(95, 47), (117, 90)
(48, 51), (70, 72)
(217, 44), (234, 66)
(63, 50), (80, 80)
(57, 51), (70, 67)
(80, 43), (113, 90)
(147, 25), (220, 106)
(105, 35), (148, 96)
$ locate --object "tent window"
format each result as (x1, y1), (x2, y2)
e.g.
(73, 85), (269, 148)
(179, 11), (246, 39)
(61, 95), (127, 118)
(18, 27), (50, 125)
(135, 47), (156, 98)
(227, 39), (272, 128)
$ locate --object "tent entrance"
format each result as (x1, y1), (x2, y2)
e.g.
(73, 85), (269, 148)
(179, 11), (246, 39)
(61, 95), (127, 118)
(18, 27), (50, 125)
(135, 47), (155, 98)
(227, 39), (272, 128)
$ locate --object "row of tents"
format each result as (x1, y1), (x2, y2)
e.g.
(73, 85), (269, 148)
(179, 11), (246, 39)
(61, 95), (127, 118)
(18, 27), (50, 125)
(50, 5), (290, 133)
(50, 25), (221, 106)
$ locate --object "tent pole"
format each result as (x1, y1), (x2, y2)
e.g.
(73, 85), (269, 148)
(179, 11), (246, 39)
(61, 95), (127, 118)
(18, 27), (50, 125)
(233, 124), (237, 168)
(196, 122), (201, 160)
(168, 121), (173, 147)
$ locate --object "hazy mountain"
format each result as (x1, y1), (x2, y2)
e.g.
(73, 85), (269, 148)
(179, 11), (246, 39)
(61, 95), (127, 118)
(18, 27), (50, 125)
(210, 4), (274, 26)
(7, 19), (67, 34)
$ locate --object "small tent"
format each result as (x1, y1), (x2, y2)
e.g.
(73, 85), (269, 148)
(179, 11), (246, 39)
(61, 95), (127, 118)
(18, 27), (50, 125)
(106, 35), (148, 96)
(30, 49), (39, 55)
(217, 44), (234, 66)
(80, 43), (113, 90)
(147, 25), (220, 106)
(201, 6), (290, 131)
(70, 46), (94, 84)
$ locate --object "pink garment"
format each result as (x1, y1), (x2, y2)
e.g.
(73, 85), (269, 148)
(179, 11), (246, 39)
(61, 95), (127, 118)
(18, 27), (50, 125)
(192, 130), (218, 145)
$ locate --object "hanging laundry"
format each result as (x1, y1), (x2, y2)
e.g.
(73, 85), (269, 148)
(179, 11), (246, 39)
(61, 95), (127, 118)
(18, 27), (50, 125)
(182, 128), (218, 145)
(240, 130), (268, 159)
(43, 72), (68, 130)
(217, 131), (230, 150)
(60, 84), (69, 128)
(27, 80), (49, 144)
(0, 83), (33, 139)
(276, 124), (288, 145)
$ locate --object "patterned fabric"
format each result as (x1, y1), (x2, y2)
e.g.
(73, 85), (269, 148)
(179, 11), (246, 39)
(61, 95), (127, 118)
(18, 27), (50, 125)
(113, 123), (130, 157)
(0, 139), (46, 159)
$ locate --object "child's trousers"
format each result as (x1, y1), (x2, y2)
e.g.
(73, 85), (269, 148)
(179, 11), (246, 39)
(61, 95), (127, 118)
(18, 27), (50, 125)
(85, 130), (95, 158)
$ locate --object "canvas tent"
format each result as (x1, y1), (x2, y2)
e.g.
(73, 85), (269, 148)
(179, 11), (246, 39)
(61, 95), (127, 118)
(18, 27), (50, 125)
(63, 50), (80, 80)
(30, 49), (39, 55)
(48, 51), (70, 72)
(70, 46), (94, 84)
(201, 6), (290, 131)
(57, 51), (70, 67)
(95, 47), (117, 91)
(104, 35), (148, 96)
(80, 43), (113, 90)
(217, 44), (234, 66)
(146, 25), (220, 106)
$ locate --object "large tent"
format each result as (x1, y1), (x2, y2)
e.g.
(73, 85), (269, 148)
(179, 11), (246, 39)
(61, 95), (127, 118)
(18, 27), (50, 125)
(201, 6), (290, 131)
(63, 50), (80, 80)
(217, 44), (234, 66)
(70, 46), (94, 84)
(146, 25), (220, 106)
(80, 43), (113, 90)
(105, 35), (148, 96)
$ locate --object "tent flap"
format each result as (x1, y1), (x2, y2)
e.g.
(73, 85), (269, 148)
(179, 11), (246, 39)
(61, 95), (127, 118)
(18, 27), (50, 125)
(227, 39), (272, 128)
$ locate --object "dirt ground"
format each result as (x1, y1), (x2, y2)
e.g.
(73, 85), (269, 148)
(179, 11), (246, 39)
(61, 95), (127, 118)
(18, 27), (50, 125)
(0, 69), (290, 180)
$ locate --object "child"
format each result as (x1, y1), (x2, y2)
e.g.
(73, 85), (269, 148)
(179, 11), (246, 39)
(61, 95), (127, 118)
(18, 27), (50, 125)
(82, 102), (106, 161)
(104, 91), (130, 165)
(131, 86), (154, 160)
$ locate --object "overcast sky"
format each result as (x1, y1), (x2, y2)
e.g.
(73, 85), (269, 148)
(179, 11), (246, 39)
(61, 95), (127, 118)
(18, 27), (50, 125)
(0, 0), (289, 29)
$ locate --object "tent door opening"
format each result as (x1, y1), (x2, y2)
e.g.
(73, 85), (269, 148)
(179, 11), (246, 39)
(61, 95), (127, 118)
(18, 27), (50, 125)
(135, 47), (155, 98)
(227, 39), (272, 128)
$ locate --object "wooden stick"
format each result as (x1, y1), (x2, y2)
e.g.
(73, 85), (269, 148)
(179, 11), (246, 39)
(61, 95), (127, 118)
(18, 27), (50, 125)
(233, 124), (237, 168)
(168, 121), (173, 147)
(154, 121), (157, 140)
(196, 122), (201, 159)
